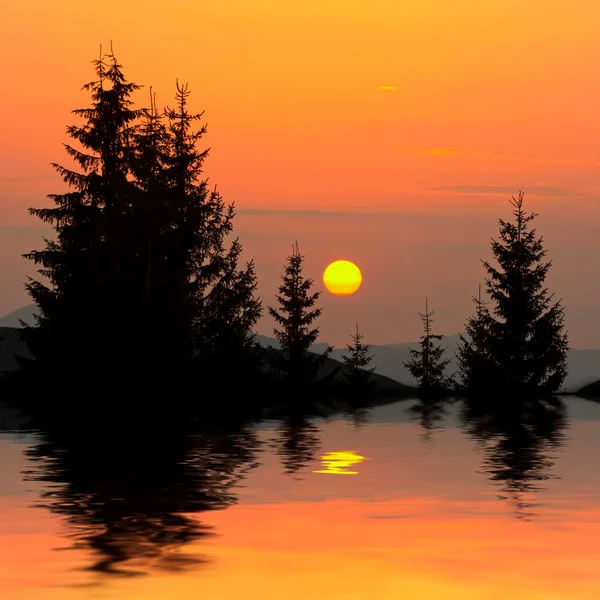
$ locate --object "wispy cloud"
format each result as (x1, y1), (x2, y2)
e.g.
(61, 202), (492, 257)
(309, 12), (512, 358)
(377, 85), (398, 91)
(428, 184), (581, 197)
(394, 147), (600, 166)
(238, 208), (386, 218)
(419, 148), (527, 158)
(393, 147), (528, 159)
(0, 173), (55, 183)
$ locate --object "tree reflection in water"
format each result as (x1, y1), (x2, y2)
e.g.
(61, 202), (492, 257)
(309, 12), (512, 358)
(406, 397), (453, 444)
(273, 414), (322, 478)
(18, 388), (569, 583)
(22, 417), (261, 579)
(459, 396), (567, 519)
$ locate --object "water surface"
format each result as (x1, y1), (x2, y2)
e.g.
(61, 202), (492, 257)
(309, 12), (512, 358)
(1, 397), (600, 599)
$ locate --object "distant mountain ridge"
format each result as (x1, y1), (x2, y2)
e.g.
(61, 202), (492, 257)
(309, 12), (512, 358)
(0, 306), (37, 328)
(3, 305), (600, 393)
(256, 333), (600, 394)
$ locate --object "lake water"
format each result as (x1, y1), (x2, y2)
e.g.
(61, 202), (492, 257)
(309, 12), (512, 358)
(1, 397), (600, 599)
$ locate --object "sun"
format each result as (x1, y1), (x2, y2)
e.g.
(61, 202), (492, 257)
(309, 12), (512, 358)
(323, 260), (362, 296)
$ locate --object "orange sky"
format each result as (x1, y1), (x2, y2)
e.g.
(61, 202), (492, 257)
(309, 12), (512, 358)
(1, 0), (600, 345)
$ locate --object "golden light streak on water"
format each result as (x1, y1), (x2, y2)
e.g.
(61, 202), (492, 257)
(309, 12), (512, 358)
(313, 450), (366, 475)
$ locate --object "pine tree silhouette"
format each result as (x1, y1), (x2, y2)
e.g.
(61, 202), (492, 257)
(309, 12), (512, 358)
(267, 242), (332, 386)
(456, 284), (493, 396)
(342, 323), (376, 389)
(22, 46), (143, 381)
(403, 298), (451, 397)
(457, 192), (569, 399)
(129, 87), (175, 352)
(161, 81), (262, 373)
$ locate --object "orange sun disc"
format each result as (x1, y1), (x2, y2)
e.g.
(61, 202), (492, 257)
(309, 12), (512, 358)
(323, 260), (362, 295)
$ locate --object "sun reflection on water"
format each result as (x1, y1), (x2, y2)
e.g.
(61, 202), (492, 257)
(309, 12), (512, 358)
(313, 450), (366, 475)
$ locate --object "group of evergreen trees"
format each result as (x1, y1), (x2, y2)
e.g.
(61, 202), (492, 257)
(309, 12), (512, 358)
(405, 192), (569, 401)
(20, 50), (261, 392)
(10, 50), (372, 405)
(7, 49), (570, 406)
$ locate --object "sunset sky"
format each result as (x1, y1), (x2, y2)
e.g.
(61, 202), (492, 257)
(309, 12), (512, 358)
(2, 0), (600, 346)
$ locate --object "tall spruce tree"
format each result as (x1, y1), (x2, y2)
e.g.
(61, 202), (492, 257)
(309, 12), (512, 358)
(127, 87), (182, 367)
(22, 48), (143, 378)
(161, 81), (262, 370)
(268, 242), (332, 385)
(342, 323), (375, 389)
(457, 192), (568, 399)
(403, 298), (451, 396)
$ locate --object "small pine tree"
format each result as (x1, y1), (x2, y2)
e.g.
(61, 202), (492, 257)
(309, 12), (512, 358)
(457, 192), (569, 399)
(403, 298), (451, 396)
(456, 284), (494, 395)
(268, 242), (332, 385)
(342, 323), (375, 389)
